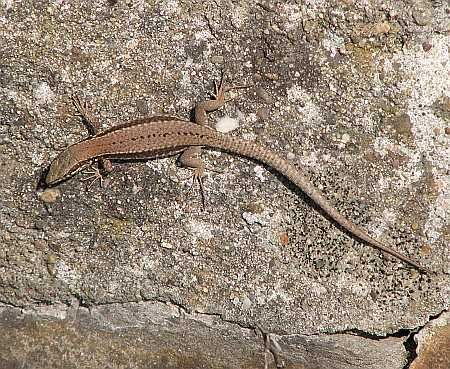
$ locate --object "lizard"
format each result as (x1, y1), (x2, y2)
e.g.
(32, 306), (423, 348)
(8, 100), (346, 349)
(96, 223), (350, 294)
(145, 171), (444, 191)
(45, 78), (429, 273)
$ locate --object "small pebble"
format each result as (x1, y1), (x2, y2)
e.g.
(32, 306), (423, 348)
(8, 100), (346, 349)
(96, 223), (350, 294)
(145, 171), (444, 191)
(279, 233), (289, 246)
(161, 241), (173, 249)
(422, 40), (432, 52)
(210, 55), (224, 64)
(286, 152), (295, 161)
(34, 239), (47, 249)
(136, 99), (149, 115)
(46, 254), (58, 276)
(256, 107), (270, 121)
(341, 133), (350, 143)
(40, 188), (60, 203)
(373, 21), (390, 35)
(440, 96), (450, 112)
(264, 73), (279, 81)
(242, 296), (252, 310)
(392, 113), (412, 137)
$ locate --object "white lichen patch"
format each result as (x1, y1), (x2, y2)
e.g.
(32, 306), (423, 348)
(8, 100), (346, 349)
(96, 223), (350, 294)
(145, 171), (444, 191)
(0, 0), (14, 10)
(230, 5), (249, 29)
(367, 208), (399, 239)
(185, 219), (214, 240)
(253, 165), (267, 182)
(281, 4), (302, 32)
(286, 85), (324, 128)
(215, 116), (239, 133)
(322, 30), (345, 58)
(145, 157), (173, 173)
(242, 211), (270, 227)
(159, 0), (180, 16)
(242, 207), (289, 252)
(373, 137), (424, 186)
(336, 275), (371, 298)
(387, 35), (450, 242)
(55, 260), (82, 290)
(33, 82), (55, 105)
(23, 303), (69, 320)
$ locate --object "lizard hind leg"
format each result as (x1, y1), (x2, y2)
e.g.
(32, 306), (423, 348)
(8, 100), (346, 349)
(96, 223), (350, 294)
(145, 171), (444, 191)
(179, 147), (207, 208)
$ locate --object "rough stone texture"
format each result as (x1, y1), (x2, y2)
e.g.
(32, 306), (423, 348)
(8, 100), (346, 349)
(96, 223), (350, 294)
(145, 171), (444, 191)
(0, 303), (408, 369)
(0, 0), (449, 368)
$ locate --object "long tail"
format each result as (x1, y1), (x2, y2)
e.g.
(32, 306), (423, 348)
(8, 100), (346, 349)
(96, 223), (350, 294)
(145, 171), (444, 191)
(205, 131), (428, 272)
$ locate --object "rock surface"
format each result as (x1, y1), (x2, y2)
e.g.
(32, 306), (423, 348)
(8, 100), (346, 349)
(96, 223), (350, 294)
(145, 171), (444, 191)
(0, 0), (449, 368)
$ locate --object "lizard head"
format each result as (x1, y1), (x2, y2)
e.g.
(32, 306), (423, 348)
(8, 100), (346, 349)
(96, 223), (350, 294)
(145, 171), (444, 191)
(46, 148), (82, 186)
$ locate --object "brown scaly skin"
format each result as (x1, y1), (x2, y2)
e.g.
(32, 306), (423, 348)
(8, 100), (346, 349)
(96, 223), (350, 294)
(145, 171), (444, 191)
(46, 80), (429, 273)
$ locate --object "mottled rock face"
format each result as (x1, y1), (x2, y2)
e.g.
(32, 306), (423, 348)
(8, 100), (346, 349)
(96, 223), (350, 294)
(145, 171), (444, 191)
(0, 0), (448, 368)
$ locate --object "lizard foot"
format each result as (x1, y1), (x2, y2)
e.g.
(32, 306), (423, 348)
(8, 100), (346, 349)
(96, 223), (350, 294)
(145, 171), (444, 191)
(72, 95), (101, 135)
(211, 73), (250, 104)
(182, 167), (206, 209)
(81, 166), (106, 188)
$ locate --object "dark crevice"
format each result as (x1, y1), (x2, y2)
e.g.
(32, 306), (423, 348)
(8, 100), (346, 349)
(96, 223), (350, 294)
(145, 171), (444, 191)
(0, 300), (23, 309)
(403, 331), (418, 369)
(401, 310), (447, 369)
(336, 326), (425, 369)
(337, 327), (410, 340)
(141, 294), (258, 331)
(335, 327), (421, 369)
(4, 293), (447, 369)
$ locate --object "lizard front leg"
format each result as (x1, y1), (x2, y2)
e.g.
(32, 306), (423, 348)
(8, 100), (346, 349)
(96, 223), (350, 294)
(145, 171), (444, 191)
(72, 95), (113, 186)
(178, 76), (230, 206)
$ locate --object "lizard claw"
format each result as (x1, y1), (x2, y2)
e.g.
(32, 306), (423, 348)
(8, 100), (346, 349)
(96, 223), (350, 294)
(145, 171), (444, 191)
(80, 158), (114, 189)
(72, 95), (101, 135)
(183, 168), (206, 209)
(211, 72), (251, 102)
(81, 166), (105, 188)
(194, 169), (206, 210)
